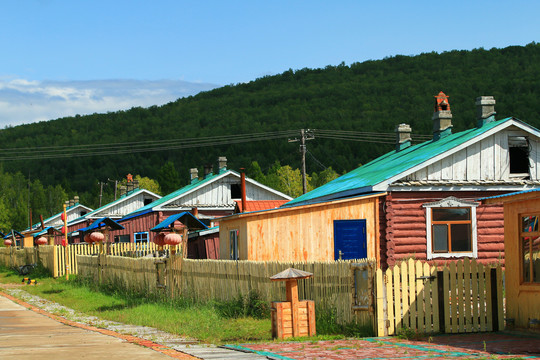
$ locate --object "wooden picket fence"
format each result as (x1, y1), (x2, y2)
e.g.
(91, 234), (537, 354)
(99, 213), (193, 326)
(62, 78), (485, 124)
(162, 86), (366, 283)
(0, 243), (179, 278)
(376, 258), (504, 336)
(76, 255), (375, 327)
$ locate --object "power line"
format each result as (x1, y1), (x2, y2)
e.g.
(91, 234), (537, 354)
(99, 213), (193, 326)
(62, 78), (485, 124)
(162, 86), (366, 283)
(0, 128), (433, 161)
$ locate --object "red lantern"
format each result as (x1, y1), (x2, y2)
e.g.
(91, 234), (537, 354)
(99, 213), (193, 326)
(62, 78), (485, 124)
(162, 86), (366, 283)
(61, 213), (66, 221)
(153, 232), (166, 247)
(36, 236), (48, 246)
(164, 233), (182, 246)
(4, 239), (12, 247)
(89, 232), (105, 243)
(61, 226), (66, 234)
(84, 233), (93, 244)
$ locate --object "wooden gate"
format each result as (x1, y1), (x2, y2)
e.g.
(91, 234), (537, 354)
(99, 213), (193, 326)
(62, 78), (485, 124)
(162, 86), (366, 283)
(375, 258), (504, 336)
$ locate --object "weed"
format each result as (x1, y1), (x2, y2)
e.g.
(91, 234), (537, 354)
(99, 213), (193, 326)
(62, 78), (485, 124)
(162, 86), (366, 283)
(396, 327), (425, 340)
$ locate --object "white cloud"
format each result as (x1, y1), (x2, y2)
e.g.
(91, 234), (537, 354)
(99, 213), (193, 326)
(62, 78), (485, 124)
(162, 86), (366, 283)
(0, 78), (219, 127)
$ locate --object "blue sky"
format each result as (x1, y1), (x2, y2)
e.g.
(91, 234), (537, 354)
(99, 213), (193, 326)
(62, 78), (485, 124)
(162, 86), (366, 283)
(1, 1), (538, 126)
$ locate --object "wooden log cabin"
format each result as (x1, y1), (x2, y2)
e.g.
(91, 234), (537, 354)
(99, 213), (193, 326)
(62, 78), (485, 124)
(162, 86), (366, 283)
(219, 93), (540, 268)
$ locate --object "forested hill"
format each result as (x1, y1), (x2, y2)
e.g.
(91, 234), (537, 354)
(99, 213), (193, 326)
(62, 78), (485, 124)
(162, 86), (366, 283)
(1, 42), (540, 207)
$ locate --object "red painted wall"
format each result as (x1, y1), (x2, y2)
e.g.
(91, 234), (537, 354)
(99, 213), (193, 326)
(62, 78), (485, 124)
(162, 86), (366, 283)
(383, 191), (506, 268)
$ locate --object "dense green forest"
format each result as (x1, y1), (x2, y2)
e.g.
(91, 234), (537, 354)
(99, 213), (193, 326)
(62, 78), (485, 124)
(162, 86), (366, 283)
(1, 43), (540, 230)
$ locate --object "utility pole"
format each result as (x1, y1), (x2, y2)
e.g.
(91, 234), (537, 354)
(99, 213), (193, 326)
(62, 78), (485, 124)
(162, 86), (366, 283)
(108, 178), (118, 200)
(98, 181), (107, 207)
(288, 129), (315, 194)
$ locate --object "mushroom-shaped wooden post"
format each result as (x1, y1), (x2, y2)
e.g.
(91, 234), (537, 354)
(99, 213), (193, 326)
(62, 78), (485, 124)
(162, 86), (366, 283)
(270, 268), (316, 339)
(4, 239), (12, 247)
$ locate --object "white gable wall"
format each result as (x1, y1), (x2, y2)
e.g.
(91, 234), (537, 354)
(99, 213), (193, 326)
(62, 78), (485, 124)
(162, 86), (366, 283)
(166, 174), (289, 208)
(404, 127), (540, 182)
(91, 192), (159, 218)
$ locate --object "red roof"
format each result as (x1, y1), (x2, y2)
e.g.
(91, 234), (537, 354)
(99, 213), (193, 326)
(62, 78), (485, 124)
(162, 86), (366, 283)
(234, 200), (288, 213)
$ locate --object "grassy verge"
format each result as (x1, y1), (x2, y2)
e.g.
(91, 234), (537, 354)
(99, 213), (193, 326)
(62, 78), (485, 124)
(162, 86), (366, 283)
(0, 265), (373, 344)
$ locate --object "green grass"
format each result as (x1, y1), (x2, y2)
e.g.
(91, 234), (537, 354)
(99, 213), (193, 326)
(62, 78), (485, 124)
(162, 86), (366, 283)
(0, 266), (271, 344)
(0, 265), (372, 344)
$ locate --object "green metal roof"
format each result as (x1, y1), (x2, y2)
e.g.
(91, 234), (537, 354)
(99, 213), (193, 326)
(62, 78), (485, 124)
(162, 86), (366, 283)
(285, 117), (521, 207)
(127, 169), (231, 216)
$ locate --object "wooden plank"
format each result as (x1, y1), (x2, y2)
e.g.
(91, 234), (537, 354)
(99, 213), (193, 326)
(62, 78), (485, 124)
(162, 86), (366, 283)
(467, 142), (481, 180)
(441, 156), (453, 180)
(443, 266), (451, 333)
(485, 265), (493, 332)
(478, 262), (487, 332)
(463, 258), (472, 332)
(408, 259), (416, 330)
(453, 149), (467, 180)
(456, 260), (465, 333)
(470, 259), (479, 332)
(401, 262), (409, 329)
(449, 262), (458, 333)
(375, 268), (385, 336)
(480, 136), (495, 180)
(415, 261), (425, 333)
(393, 264), (401, 331)
(307, 300), (316, 336)
(385, 268), (395, 336)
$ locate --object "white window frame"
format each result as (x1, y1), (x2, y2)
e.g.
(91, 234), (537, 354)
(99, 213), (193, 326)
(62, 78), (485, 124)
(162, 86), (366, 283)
(423, 196), (478, 260)
(229, 229), (239, 260)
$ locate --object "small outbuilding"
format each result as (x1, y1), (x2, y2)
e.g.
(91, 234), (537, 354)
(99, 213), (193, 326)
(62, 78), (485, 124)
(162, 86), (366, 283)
(482, 189), (540, 330)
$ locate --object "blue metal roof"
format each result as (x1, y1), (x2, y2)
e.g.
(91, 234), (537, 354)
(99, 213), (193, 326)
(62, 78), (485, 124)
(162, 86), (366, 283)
(150, 212), (208, 232)
(284, 117), (526, 207)
(33, 226), (62, 238)
(478, 188), (540, 201)
(78, 217), (125, 233)
(0, 231), (5, 238)
(3, 230), (23, 239)
(118, 209), (154, 223)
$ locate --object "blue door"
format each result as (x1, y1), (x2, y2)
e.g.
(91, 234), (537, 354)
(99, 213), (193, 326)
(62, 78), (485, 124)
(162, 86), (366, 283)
(334, 219), (367, 260)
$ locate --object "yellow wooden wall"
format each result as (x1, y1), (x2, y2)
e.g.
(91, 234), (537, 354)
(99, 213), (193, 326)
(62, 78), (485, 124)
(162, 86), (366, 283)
(219, 194), (381, 262)
(503, 197), (540, 329)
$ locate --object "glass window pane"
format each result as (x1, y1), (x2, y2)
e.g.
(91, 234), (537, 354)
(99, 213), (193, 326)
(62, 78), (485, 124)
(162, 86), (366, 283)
(433, 224), (448, 252)
(532, 236), (540, 283)
(451, 224), (472, 252)
(522, 216), (538, 233)
(433, 208), (470, 221)
(523, 237), (531, 283)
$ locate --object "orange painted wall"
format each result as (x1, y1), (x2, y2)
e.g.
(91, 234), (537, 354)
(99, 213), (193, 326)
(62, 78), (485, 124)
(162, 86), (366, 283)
(219, 195), (380, 262)
(502, 196), (540, 329)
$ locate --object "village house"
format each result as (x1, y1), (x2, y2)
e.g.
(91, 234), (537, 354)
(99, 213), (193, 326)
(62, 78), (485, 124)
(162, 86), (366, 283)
(219, 93), (540, 268)
(101, 157), (292, 258)
(56, 184), (161, 245)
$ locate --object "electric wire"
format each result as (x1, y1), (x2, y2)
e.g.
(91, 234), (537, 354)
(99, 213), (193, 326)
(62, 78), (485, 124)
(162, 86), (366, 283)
(0, 128), (433, 161)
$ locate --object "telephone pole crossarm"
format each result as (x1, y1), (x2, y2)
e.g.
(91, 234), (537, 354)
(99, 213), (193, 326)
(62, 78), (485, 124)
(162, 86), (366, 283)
(287, 129), (315, 194)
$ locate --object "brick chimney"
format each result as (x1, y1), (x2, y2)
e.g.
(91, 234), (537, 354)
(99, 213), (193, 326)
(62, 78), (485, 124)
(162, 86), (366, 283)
(218, 156), (227, 173)
(432, 91), (452, 140)
(476, 96), (496, 127)
(395, 123), (412, 151)
(204, 164), (213, 177)
(190, 168), (199, 184)
(74, 195), (79, 204)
